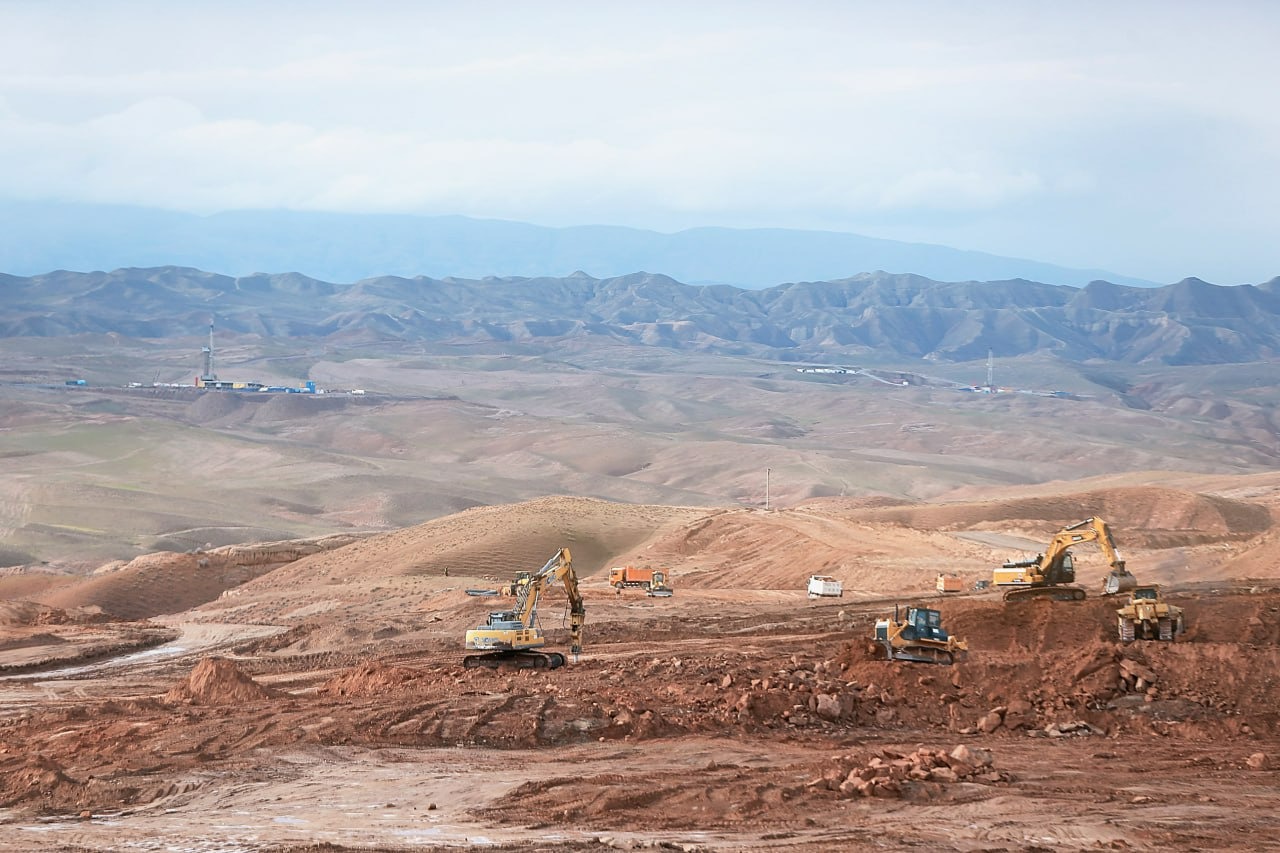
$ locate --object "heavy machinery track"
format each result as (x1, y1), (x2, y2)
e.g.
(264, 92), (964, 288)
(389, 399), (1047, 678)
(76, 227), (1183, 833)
(463, 650), (567, 670)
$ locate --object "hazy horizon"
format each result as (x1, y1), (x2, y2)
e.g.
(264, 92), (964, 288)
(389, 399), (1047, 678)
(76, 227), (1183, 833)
(1, 1), (1276, 284)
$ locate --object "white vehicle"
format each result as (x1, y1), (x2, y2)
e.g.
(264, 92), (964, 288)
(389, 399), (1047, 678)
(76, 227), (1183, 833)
(807, 575), (843, 598)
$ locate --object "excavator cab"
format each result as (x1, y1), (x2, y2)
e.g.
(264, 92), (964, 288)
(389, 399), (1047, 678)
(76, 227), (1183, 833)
(481, 610), (523, 630)
(1046, 552), (1075, 585)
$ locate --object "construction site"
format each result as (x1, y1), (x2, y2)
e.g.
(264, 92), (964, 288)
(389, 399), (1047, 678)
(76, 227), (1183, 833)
(1, 488), (1278, 852)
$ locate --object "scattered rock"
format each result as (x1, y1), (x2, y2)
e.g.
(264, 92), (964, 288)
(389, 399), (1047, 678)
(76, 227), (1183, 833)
(809, 746), (1011, 799)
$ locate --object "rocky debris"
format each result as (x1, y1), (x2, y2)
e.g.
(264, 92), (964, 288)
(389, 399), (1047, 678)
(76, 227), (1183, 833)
(807, 745), (1010, 799)
(967, 699), (1039, 734)
(724, 655), (867, 728)
(1246, 752), (1270, 771)
(0, 599), (69, 627)
(1119, 658), (1160, 695)
(1030, 720), (1106, 738)
(163, 656), (279, 706)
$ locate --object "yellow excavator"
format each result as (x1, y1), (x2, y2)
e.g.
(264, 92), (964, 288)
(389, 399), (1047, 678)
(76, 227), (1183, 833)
(994, 516), (1137, 603)
(464, 548), (585, 670)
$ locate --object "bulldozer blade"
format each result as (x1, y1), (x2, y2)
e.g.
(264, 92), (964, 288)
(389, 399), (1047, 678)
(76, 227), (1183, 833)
(883, 642), (955, 665)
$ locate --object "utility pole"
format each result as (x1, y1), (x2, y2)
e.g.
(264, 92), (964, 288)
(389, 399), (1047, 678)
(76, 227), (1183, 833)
(766, 468), (771, 511)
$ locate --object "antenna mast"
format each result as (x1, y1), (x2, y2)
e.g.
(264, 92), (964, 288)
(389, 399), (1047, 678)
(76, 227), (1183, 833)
(200, 318), (218, 383)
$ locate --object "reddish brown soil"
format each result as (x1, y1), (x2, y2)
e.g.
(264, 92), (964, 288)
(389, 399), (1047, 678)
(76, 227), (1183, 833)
(0, 495), (1278, 851)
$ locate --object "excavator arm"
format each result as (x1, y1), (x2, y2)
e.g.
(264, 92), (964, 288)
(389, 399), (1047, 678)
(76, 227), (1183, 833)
(1033, 517), (1126, 582)
(999, 517), (1135, 601)
(515, 547), (585, 658)
(465, 547), (585, 668)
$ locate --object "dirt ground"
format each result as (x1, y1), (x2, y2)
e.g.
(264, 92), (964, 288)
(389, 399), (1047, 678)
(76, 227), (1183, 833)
(1, 494), (1280, 851)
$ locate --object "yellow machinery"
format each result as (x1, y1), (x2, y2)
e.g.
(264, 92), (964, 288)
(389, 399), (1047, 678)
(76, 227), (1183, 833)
(1117, 584), (1186, 641)
(464, 548), (585, 669)
(500, 571), (532, 596)
(873, 605), (968, 665)
(995, 516), (1137, 602)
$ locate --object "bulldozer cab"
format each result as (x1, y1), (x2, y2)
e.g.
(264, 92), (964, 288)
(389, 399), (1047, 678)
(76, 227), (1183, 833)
(902, 607), (950, 642)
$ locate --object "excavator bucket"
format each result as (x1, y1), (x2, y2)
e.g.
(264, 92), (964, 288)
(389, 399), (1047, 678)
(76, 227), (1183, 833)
(1103, 569), (1138, 596)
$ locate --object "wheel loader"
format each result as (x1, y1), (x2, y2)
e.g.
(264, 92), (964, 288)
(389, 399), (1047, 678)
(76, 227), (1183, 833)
(1116, 584), (1185, 642)
(500, 571), (532, 596)
(872, 604), (968, 665)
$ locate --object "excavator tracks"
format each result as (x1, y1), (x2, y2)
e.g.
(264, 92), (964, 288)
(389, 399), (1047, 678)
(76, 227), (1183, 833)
(1003, 586), (1086, 603)
(463, 651), (567, 670)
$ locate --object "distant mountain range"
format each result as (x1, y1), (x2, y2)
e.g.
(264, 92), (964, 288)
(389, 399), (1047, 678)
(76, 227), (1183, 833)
(0, 201), (1158, 288)
(5, 266), (1279, 365)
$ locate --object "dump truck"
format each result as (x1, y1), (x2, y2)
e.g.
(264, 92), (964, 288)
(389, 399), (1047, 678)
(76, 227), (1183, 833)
(936, 573), (963, 593)
(872, 604), (968, 665)
(807, 575), (843, 598)
(609, 565), (672, 596)
(1116, 585), (1186, 642)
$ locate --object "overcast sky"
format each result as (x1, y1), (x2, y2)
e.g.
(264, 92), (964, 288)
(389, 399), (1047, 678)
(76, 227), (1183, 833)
(1, 1), (1275, 284)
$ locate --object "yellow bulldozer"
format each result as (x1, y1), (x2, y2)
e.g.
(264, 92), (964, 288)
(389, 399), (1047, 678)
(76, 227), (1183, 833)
(872, 604), (968, 665)
(1116, 584), (1186, 642)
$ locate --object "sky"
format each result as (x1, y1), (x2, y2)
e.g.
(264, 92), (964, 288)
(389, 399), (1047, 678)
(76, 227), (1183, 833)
(0, 0), (1276, 285)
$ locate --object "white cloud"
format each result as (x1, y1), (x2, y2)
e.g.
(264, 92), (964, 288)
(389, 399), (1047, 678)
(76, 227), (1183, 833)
(0, 0), (1276, 282)
(880, 169), (1045, 211)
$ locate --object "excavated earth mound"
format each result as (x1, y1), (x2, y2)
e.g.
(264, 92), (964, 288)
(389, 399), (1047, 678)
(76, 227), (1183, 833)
(0, 599), (66, 627)
(34, 534), (370, 620)
(817, 486), (1274, 546)
(163, 656), (279, 705)
(319, 661), (426, 697)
